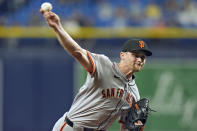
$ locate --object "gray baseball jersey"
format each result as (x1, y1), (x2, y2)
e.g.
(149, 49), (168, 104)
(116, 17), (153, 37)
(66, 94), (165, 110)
(66, 51), (140, 130)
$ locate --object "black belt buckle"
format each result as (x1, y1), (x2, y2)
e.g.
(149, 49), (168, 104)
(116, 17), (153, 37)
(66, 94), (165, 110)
(65, 117), (73, 127)
(65, 117), (105, 131)
(84, 128), (105, 131)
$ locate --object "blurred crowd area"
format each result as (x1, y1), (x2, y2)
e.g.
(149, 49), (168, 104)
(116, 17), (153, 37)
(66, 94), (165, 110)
(1, 0), (197, 27)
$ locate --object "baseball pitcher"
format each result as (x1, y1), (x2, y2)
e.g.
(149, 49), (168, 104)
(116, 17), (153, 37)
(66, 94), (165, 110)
(40, 9), (152, 131)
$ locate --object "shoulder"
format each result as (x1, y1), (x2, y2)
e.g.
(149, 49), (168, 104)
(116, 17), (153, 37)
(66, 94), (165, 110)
(89, 52), (112, 66)
(87, 52), (113, 76)
(90, 53), (110, 60)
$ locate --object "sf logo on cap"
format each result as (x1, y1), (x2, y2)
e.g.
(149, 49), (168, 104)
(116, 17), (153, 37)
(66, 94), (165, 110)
(139, 41), (145, 48)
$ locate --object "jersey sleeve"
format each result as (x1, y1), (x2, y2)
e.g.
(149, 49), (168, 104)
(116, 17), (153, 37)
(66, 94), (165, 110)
(86, 50), (112, 77)
(86, 51), (96, 75)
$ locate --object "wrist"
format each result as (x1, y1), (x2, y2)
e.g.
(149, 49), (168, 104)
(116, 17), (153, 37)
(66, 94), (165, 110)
(53, 23), (63, 33)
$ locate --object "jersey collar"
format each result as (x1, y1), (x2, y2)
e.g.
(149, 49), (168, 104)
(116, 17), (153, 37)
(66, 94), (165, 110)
(112, 62), (135, 82)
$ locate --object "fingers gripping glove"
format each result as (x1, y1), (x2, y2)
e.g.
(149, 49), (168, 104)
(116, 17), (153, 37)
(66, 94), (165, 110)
(125, 98), (153, 131)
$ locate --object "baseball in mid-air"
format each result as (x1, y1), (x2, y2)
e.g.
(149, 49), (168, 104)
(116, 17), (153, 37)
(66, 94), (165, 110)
(41, 2), (53, 12)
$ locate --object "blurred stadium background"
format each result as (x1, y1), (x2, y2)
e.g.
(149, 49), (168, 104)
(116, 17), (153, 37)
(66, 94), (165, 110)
(0, 0), (197, 131)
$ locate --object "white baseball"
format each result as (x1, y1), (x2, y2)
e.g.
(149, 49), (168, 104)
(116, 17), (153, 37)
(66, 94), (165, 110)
(41, 2), (52, 12)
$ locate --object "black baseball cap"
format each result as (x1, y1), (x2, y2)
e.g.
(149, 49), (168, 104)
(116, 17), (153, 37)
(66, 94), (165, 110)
(121, 39), (152, 56)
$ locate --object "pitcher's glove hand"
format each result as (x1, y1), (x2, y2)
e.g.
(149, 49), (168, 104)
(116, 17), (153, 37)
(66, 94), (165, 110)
(125, 98), (155, 131)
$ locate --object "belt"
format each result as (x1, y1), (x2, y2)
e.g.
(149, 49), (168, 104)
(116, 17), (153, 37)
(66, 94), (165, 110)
(65, 116), (74, 127)
(65, 117), (105, 131)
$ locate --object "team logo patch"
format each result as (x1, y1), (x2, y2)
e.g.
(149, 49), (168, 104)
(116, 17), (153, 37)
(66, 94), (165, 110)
(139, 41), (145, 48)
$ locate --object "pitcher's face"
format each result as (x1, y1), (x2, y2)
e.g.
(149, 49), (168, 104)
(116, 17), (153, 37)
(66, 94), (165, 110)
(121, 51), (146, 72)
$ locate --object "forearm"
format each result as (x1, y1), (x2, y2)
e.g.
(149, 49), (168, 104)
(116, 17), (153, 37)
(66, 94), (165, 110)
(53, 24), (83, 55)
(41, 11), (92, 72)
(53, 24), (92, 72)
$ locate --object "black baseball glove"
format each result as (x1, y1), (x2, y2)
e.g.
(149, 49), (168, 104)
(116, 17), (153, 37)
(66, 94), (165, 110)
(125, 98), (154, 131)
